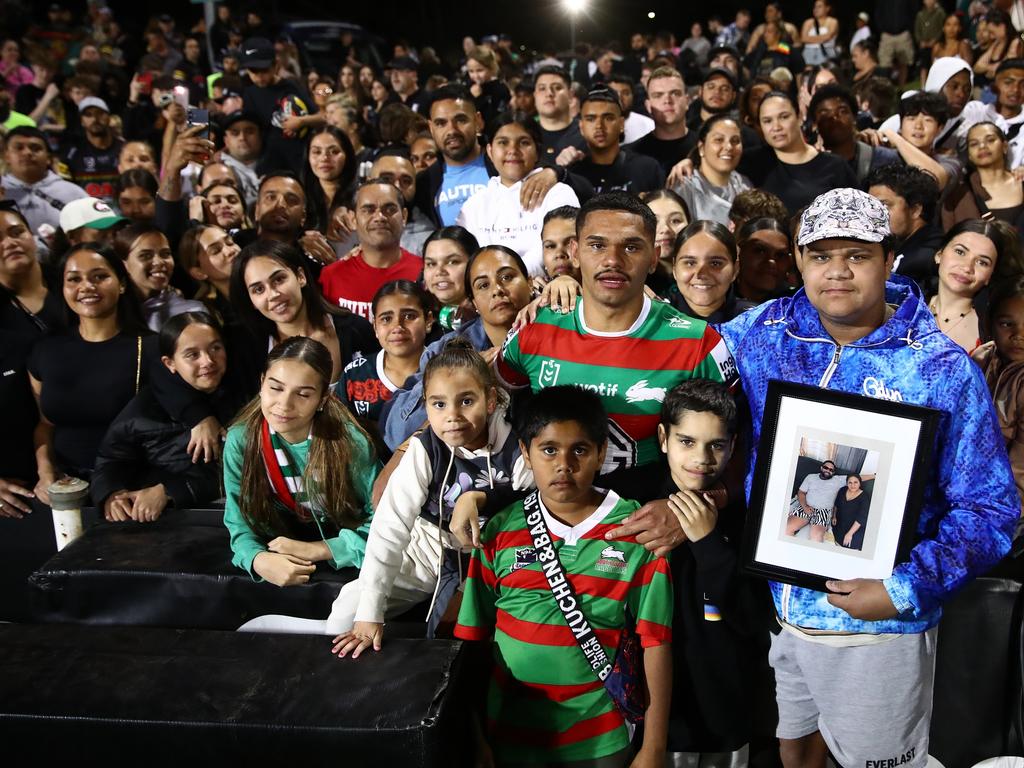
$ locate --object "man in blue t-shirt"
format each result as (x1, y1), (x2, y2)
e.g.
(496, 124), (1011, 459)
(425, 85), (489, 226)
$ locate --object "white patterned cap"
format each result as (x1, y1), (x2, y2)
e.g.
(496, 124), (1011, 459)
(797, 188), (890, 247)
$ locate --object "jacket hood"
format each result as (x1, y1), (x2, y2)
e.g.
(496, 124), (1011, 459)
(779, 273), (941, 351)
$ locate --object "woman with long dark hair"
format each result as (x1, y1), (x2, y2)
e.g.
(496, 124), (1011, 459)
(28, 244), (152, 502)
(300, 125), (358, 235)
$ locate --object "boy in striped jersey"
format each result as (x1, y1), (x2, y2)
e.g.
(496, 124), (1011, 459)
(456, 386), (673, 768)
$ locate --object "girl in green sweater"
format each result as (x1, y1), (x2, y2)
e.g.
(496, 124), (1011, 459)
(223, 336), (378, 586)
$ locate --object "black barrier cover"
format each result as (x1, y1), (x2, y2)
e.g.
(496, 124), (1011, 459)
(0, 624), (468, 767)
(29, 514), (357, 629)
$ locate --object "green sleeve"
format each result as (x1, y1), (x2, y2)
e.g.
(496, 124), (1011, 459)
(322, 424), (381, 570)
(222, 425), (268, 580)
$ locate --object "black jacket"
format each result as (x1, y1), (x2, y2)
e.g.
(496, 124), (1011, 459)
(90, 387), (240, 508)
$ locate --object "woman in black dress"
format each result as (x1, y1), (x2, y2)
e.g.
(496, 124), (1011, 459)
(832, 473), (869, 551)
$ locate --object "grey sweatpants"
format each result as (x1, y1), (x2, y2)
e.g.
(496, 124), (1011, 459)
(769, 628), (937, 768)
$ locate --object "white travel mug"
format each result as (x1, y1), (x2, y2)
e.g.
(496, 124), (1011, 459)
(48, 477), (89, 551)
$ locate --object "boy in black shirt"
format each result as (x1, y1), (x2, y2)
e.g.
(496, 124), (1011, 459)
(565, 88), (665, 194)
(655, 379), (765, 761)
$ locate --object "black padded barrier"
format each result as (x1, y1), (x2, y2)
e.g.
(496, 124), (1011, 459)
(0, 624), (470, 767)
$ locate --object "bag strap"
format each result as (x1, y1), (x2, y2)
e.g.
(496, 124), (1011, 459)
(523, 492), (615, 683)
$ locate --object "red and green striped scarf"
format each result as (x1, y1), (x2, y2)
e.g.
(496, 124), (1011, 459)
(260, 418), (313, 521)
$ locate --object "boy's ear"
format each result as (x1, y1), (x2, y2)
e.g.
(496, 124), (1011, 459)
(486, 386), (498, 415)
(518, 439), (532, 470)
(657, 423), (668, 453)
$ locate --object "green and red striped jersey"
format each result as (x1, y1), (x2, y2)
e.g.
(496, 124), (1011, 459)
(495, 296), (737, 474)
(455, 489), (673, 763)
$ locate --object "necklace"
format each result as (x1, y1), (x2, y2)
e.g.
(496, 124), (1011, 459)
(929, 296), (969, 326)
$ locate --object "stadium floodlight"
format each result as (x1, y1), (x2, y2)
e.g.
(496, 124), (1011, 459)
(563, 0), (588, 13)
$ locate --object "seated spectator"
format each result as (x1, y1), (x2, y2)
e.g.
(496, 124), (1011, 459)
(218, 110), (262, 207)
(112, 223), (205, 332)
(223, 336), (379, 586)
(664, 220), (754, 324)
(0, 39), (34, 99)
(28, 243), (152, 501)
(301, 125), (357, 235)
(459, 113), (580, 275)
(734, 216), (794, 304)
(883, 92), (962, 193)
(330, 336), (528, 642)
(851, 37), (881, 86)
(675, 114), (752, 227)
(191, 181), (251, 233)
(409, 134), (439, 173)
(607, 74), (654, 144)
(810, 84), (899, 186)
(62, 96), (122, 203)
(641, 189), (690, 291)
(727, 188), (789, 232)
(115, 169), (157, 223)
(422, 225), (480, 332)
(866, 163), (943, 288)
(943, 122), (1024, 233)
(533, 65), (585, 161)
(465, 46), (510, 126)
(91, 312), (241, 521)
(957, 59), (1024, 168)
(972, 274), (1024, 527)
(178, 224), (239, 324)
(740, 90), (858, 215)
(338, 280), (434, 434)
(319, 180), (423, 319)
(974, 9), (1022, 91)
(927, 218), (1022, 353)
(53, 197), (127, 267)
(382, 245), (533, 451)
(626, 66), (697, 176)
(230, 239), (377, 399)
(932, 13), (973, 67)
(555, 88), (663, 197)
(15, 53), (68, 139)
(2, 126), (88, 242)
(539, 205), (581, 285)
(370, 150), (434, 256)
(0, 201), (66, 519)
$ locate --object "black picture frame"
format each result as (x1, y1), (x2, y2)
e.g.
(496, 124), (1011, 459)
(741, 380), (941, 592)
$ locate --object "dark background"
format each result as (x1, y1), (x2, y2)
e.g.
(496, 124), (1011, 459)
(7, 1), (871, 63)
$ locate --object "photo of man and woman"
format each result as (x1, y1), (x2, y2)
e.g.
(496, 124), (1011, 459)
(785, 438), (880, 552)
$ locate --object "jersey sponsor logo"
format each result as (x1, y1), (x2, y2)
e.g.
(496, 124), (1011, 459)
(539, 359), (561, 387)
(710, 338), (738, 385)
(602, 420), (638, 474)
(667, 315), (691, 328)
(344, 351), (366, 373)
(354, 401), (371, 416)
(511, 546), (537, 571)
(625, 379), (666, 404)
(862, 376), (903, 402)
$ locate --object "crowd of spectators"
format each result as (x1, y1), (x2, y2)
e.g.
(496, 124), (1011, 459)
(3, 2), (1024, 766)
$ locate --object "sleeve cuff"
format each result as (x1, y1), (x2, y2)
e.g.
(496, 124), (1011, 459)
(883, 572), (918, 616)
(354, 587), (387, 624)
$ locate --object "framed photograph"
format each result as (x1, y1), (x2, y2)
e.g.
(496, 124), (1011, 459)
(741, 380), (940, 592)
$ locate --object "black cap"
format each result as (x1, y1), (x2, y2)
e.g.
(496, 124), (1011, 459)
(997, 58), (1024, 75)
(157, 13), (174, 23)
(240, 37), (274, 70)
(707, 44), (741, 63)
(387, 55), (419, 72)
(703, 67), (738, 89)
(219, 110), (262, 131)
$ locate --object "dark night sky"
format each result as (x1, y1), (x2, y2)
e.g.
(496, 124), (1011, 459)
(92, 0), (868, 61)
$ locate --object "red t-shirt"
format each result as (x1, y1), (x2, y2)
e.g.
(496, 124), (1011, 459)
(318, 249), (423, 320)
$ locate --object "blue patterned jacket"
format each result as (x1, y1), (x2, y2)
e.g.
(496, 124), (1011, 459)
(717, 275), (1017, 634)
